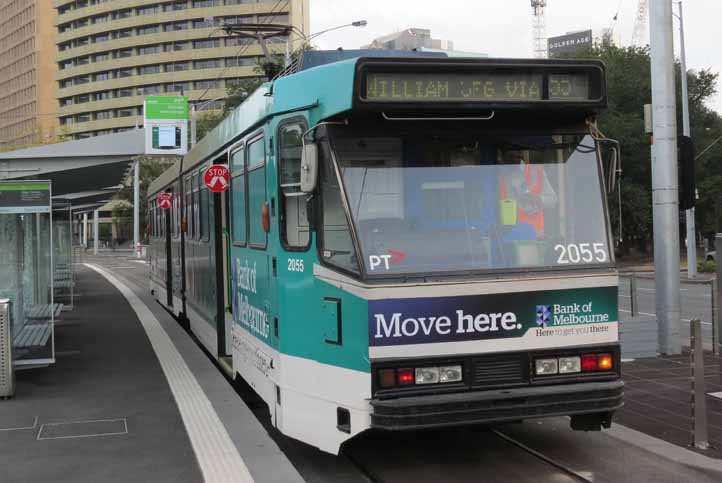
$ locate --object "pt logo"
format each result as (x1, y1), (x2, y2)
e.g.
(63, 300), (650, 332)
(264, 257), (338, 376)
(536, 305), (552, 327)
(369, 250), (406, 271)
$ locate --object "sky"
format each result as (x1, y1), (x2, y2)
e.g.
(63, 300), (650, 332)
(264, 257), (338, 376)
(309, 0), (722, 113)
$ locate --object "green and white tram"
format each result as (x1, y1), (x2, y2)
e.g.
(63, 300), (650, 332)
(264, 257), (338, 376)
(148, 54), (623, 454)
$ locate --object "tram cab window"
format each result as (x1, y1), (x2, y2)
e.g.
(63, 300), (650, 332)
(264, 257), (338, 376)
(320, 141), (359, 274)
(231, 147), (247, 245)
(279, 122), (310, 248)
(247, 136), (267, 248)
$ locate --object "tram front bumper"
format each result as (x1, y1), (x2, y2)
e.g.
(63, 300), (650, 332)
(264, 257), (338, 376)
(370, 380), (623, 430)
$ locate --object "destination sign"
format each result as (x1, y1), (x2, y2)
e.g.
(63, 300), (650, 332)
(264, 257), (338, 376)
(364, 72), (590, 102)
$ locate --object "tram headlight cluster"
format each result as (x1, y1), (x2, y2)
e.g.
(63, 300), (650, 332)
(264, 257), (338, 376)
(378, 364), (463, 388)
(534, 353), (613, 376)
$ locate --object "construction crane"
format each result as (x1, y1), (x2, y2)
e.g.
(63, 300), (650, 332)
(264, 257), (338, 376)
(531, 0), (548, 58)
(631, 0), (648, 46)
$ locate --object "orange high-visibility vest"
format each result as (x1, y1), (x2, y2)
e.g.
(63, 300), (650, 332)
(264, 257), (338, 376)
(500, 164), (545, 236)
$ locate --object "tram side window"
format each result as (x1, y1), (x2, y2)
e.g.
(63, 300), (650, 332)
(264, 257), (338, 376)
(231, 147), (247, 246)
(200, 173), (209, 241)
(279, 122), (310, 248)
(173, 189), (180, 238)
(185, 176), (193, 239)
(247, 136), (267, 248)
(192, 173), (200, 240)
(150, 204), (154, 237)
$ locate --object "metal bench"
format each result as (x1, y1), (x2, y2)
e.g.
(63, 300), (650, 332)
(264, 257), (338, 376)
(13, 323), (52, 348)
(26, 304), (63, 321)
(53, 280), (75, 289)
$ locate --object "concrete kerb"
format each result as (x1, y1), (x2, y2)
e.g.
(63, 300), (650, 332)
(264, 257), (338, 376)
(607, 423), (722, 474)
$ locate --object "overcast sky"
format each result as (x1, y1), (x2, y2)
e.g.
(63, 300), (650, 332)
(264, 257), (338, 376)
(310, 0), (722, 113)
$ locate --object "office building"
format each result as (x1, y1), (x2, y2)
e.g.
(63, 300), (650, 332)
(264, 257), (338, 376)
(0, 0), (58, 151)
(55, 0), (309, 140)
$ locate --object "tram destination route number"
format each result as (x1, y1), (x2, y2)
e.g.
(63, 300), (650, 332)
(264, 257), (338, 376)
(364, 72), (589, 102)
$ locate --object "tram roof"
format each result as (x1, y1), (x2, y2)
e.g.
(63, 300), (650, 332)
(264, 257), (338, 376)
(150, 53), (606, 196)
(167, 53), (434, 187)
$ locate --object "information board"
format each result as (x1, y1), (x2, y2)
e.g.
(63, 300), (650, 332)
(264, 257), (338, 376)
(0, 181), (51, 214)
(144, 96), (188, 155)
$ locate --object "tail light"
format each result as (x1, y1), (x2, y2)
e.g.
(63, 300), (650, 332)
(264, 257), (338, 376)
(377, 364), (463, 389)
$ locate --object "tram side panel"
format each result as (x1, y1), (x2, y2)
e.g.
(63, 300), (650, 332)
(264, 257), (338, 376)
(228, 130), (281, 417)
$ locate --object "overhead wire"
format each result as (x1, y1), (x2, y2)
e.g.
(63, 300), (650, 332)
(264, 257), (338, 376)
(195, 0), (290, 106)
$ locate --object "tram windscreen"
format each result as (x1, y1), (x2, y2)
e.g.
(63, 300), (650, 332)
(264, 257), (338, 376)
(322, 129), (612, 276)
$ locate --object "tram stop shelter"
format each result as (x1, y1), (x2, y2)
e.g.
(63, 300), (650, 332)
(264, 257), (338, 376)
(0, 130), (145, 367)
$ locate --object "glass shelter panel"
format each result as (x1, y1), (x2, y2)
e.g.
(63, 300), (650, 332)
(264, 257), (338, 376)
(0, 181), (55, 365)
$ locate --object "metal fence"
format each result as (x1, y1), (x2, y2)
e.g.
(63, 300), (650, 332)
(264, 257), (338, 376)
(619, 271), (718, 354)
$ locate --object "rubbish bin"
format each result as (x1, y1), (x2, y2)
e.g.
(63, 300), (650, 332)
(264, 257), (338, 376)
(0, 299), (13, 398)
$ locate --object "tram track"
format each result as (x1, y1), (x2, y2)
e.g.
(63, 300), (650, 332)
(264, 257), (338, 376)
(341, 426), (595, 483)
(91, 259), (595, 483)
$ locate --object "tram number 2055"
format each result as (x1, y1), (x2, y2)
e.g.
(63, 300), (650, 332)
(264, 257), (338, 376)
(287, 258), (305, 273)
(555, 243), (608, 264)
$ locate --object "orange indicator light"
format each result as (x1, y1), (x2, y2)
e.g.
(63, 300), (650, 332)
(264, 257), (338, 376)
(598, 354), (613, 371)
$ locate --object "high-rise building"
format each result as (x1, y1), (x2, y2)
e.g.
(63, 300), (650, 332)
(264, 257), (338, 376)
(54, 0), (309, 140)
(362, 28), (453, 52)
(0, 0), (58, 151)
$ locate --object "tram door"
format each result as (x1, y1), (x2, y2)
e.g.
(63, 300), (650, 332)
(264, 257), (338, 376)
(217, 181), (233, 357)
(163, 200), (173, 307)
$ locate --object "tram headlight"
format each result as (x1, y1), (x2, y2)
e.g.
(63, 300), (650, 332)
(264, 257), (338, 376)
(558, 356), (581, 374)
(439, 365), (463, 383)
(535, 358), (559, 375)
(415, 367), (440, 384)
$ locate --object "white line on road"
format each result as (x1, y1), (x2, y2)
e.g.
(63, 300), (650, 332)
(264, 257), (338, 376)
(619, 309), (712, 326)
(85, 263), (254, 483)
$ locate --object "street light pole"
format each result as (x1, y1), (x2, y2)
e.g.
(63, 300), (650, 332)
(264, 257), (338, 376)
(677, 1), (696, 278)
(650, 0), (682, 354)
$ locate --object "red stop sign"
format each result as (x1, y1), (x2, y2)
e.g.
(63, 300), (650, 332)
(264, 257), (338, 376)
(157, 192), (172, 209)
(204, 164), (230, 193)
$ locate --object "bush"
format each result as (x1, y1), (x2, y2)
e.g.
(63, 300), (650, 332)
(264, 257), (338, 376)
(698, 259), (716, 273)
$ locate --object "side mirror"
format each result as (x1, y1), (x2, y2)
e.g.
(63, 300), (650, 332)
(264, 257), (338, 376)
(599, 140), (622, 194)
(300, 142), (318, 193)
(606, 145), (618, 194)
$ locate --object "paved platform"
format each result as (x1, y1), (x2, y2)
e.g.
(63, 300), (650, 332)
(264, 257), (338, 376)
(0, 263), (303, 483)
(5, 255), (722, 483)
(618, 353), (722, 459)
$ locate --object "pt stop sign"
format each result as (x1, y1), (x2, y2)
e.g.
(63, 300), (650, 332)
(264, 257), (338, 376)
(157, 192), (172, 209)
(204, 164), (230, 193)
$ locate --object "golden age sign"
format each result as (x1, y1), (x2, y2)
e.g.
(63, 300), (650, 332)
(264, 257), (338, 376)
(364, 72), (589, 102)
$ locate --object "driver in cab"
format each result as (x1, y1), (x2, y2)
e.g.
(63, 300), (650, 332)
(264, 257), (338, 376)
(498, 148), (557, 240)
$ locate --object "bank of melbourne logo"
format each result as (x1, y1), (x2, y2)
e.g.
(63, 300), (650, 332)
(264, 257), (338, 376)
(536, 305), (552, 327)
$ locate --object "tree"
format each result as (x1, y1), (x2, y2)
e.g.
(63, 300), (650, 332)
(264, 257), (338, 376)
(112, 156), (175, 243)
(195, 77), (264, 140)
(567, 44), (721, 252)
(194, 44), (313, 141)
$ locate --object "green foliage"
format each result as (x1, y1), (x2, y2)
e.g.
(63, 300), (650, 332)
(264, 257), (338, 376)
(113, 156), (175, 242)
(698, 259), (716, 273)
(194, 45), (312, 141)
(567, 44), (721, 250)
(608, 181), (652, 244)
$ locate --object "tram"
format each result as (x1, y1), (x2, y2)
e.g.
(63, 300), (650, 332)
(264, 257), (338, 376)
(148, 53), (623, 454)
